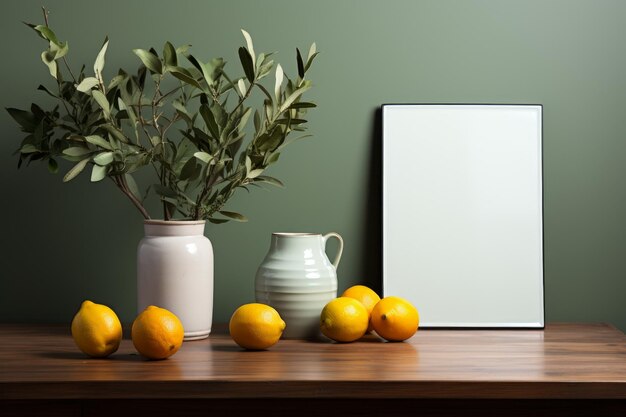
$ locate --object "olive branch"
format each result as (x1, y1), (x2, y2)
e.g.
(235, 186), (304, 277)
(7, 8), (318, 222)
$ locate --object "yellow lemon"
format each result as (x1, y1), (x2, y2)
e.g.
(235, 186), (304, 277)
(341, 285), (381, 332)
(371, 296), (419, 342)
(132, 306), (184, 360)
(229, 303), (286, 350)
(320, 297), (369, 342)
(71, 300), (122, 358)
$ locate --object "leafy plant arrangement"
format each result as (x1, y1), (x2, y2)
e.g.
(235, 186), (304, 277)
(7, 9), (317, 222)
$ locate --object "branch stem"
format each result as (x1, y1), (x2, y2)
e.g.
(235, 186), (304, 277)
(62, 58), (78, 84)
(228, 81), (254, 121)
(112, 176), (151, 219)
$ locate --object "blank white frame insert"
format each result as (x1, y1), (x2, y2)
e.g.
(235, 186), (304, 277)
(382, 104), (544, 328)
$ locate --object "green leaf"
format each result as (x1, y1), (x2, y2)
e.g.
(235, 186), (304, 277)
(253, 109), (261, 132)
(154, 184), (178, 198)
(100, 124), (129, 143)
(279, 84), (312, 113)
(124, 173), (140, 199)
(93, 151), (114, 165)
(308, 43), (317, 63)
(136, 65), (147, 89)
(37, 84), (58, 98)
(6, 108), (36, 131)
(123, 155), (149, 174)
(33, 25), (62, 46)
(90, 164), (107, 182)
(192, 127), (214, 148)
(274, 64), (283, 101)
(108, 74), (126, 90)
(48, 158), (59, 174)
(179, 157), (199, 181)
(266, 152), (280, 165)
(289, 102), (317, 109)
(40, 51), (57, 79)
(91, 90), (110, 117)
(173, 101), (192, 126)
(278, 134), (312, 150)
(20, 144), (39, 154)
(211, 102), (228, 129)
(241, 29), (256, 66)
(296, 48), (305, 79)
(257, 53), (266, 69)
(305, 52), (319, 72)
(62, 147), (91, 157)
(247, 168), (264, 179)
(76, 77), (99, 92)
(173, 137), (194, 161)
(276, 118), (307, 125)
(168, 66), (202, 88)
(208, 57), (225, 81)
(237, 107), (252, 131)
(200, 104), (220, 139)
(238, 47), (255, 82)
(120, 79), (139, 138)
(50, 40), (69, 60)
(85, 135), (113, 150)
(30, 103), (45, 119)
(255, 175), (284, 187)
(176, 44), (192, 55)
(63, 157), (90, 182)
(219, 210), (248, 222)
(172, 99), (188, 115)
(185, 54), (214, 86)
(219, 74), (243, 95)
(256, 59), (274, 80)
(208, 218), (230, 224)
(163, 41), (177, 67)
(237, 79), (246, 97)
(133, 49), (163, 74)
(94, 37), (109, 78)
(193, 151), (213, 164)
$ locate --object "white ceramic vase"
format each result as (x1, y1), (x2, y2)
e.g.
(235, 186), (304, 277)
(255, 232), (344, 339)
(137, 220), (213, 341)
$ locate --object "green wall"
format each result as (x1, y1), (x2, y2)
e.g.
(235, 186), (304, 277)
(2, 0), (625, 331)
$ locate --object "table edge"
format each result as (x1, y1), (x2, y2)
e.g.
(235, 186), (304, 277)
(2, 380), (626, 400)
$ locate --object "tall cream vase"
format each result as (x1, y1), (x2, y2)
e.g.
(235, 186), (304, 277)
(137, 220), (213, 340)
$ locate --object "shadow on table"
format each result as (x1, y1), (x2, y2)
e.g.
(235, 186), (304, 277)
(38, 351), (146, 362)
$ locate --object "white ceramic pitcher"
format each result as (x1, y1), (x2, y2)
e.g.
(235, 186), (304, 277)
(255, 232), (344, 339)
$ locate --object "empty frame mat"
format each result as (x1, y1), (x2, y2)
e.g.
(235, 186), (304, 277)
(382, 104), (544, 327)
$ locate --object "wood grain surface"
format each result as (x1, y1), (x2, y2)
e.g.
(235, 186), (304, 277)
(1, 323), (625, 400)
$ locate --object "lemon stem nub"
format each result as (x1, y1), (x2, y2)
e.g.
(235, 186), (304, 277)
(381, 314), (387, 321)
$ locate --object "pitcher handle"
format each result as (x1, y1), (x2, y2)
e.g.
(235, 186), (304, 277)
(322, 232), (344, 270)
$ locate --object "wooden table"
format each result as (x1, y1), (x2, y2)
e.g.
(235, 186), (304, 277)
(1, 323), (625, 416)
